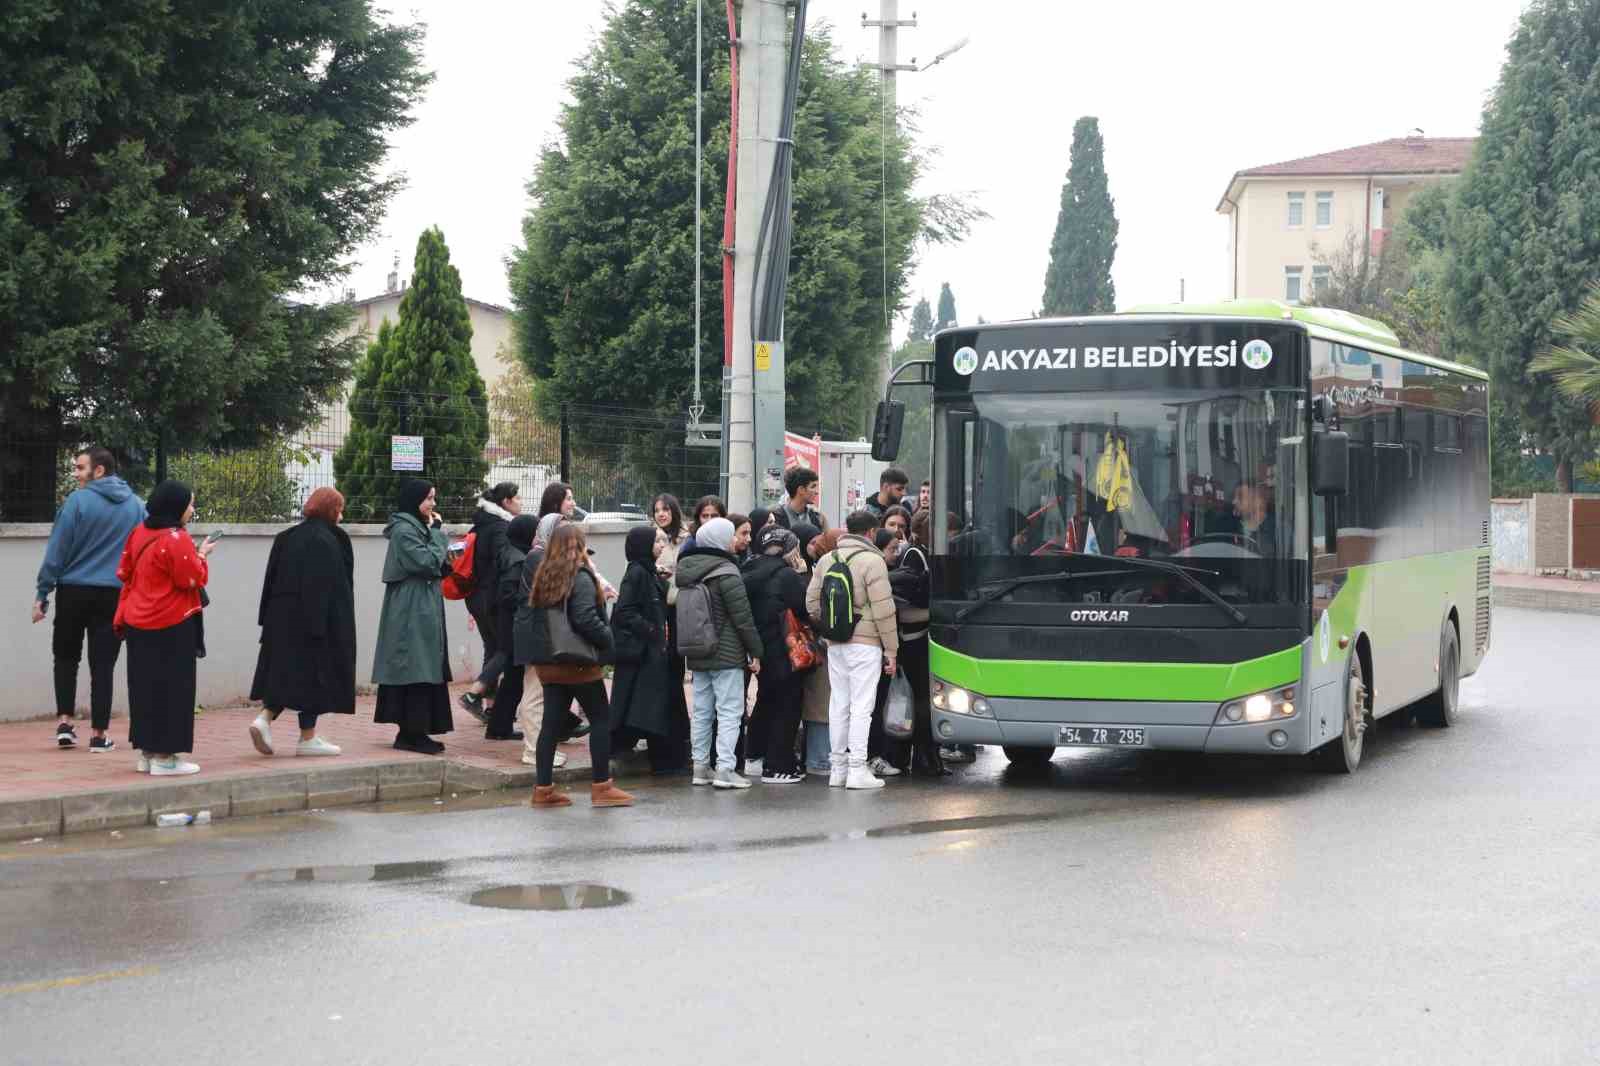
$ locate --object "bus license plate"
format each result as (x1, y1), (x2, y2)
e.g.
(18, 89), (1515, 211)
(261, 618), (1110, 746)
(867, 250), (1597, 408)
(1057, 726), (1145, 747)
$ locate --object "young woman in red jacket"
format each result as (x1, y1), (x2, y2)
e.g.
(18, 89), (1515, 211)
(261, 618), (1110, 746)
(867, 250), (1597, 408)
(113, 481), (214, 776)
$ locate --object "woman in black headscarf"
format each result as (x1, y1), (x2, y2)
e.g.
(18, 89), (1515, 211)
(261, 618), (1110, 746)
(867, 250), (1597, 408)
(114, 480), (213, 776)
(609, 524), (673, 768)
(372, 478), (453, 754)
(484, 513), (539, 741)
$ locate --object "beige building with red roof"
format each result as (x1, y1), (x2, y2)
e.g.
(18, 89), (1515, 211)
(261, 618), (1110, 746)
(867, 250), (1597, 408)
(1216, 133), (1476, 302)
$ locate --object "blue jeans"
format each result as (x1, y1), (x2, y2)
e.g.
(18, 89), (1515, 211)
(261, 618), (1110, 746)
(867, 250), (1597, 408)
(804, 720), (832, 772)
(691, 669), (745, 769)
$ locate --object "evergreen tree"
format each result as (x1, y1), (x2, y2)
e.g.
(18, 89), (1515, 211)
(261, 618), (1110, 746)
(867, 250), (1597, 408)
(1041, 117), (1118, 316)
(335, 229), (489, 520)
(1446, 0), (1600, 489)
(908, 297), (934, 342)
(0, 0), (429, 519)
(508, 0), (974, 435)
(936, 283), (958, 329)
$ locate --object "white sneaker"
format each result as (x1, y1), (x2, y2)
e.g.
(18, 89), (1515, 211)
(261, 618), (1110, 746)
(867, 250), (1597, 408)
(136, 753), (151, 773)
(712, 768), (752, 790)
(868, 756), (902, 778)
(828, 757), (848, 788)
(150, 757), (200, 777)
(554, 750), (567, 768)
(296, 736), (341, 757)
(846, 763), (885, 790)
(249, 712), (274, 755)
(692, 762), (713, 786)
(521, 750), (565, 768)
(762, 770), (805, 784)
(743, 757), (764, 778)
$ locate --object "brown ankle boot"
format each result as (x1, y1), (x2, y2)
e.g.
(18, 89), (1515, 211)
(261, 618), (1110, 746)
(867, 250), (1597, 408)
(589, 779), (634, 808)
(531, 784), (571, 808)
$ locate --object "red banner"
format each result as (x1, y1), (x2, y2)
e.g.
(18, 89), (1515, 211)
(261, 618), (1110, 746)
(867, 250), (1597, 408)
(784, 431), (821, 491)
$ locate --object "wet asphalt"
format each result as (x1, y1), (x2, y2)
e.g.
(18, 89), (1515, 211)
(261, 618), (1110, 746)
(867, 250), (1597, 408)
(1, 607), (1597, 1066)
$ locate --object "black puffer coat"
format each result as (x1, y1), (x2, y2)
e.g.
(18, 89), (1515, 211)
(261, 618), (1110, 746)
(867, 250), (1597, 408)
(249, 518), (357, 715)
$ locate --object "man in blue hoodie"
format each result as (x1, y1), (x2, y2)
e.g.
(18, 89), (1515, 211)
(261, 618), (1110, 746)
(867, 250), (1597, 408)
(32, 447), (146, 751)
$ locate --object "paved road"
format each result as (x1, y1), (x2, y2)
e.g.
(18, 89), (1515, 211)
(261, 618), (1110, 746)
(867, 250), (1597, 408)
(2, 608), (1596, 1065)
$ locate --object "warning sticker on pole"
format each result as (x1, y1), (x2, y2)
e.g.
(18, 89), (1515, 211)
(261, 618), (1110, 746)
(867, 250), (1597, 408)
(391, 435), (424, 472)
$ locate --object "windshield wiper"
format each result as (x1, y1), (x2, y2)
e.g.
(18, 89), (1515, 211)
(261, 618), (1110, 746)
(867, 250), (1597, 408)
(955, 570), (1127, 623)
(1093, 555), (1247, 625)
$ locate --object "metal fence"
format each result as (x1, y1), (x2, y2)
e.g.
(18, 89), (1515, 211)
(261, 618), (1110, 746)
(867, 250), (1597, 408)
(1, 396), (722, 524)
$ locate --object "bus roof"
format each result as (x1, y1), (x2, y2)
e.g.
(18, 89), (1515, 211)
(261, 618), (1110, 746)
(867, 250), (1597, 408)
(934, 300), (1487, 381)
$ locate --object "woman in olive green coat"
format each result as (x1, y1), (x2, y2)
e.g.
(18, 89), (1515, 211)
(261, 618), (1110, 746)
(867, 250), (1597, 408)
(373, 479), (454, 754)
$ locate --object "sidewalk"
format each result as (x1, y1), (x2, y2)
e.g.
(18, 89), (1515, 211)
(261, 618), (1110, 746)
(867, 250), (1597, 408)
(1492, 573), (1600, 615)
(0, 684), (639, 842)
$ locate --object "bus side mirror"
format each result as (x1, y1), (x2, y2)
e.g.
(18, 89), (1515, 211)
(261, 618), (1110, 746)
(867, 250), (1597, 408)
(1314, 430), (1349, 497)
(871, 401), (905, 462)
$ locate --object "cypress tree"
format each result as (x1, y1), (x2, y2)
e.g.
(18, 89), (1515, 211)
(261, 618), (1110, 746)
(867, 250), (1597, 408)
(335, 228), (489, 520)
(1447, 0), (1600, 489)
(1041, 117), (1118, 316)
(936, 283), (958, 329)
(908, 297), (934, 342)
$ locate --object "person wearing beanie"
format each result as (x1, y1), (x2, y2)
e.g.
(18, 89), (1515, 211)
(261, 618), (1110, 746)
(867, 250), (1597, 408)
(674, 516), (764, 789)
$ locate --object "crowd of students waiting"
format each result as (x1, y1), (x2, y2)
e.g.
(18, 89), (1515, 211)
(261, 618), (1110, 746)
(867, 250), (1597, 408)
(32, 447), (968, 803)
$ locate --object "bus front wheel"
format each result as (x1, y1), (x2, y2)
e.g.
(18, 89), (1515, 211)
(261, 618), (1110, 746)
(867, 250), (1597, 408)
(1414, 622), (1460, 729)
(1003, 746), (1056, 769)
(1315, 652), (1369, 774)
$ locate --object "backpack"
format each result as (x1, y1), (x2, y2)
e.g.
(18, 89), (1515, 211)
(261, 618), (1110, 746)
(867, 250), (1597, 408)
(441, 532), (477, 601)
(675, 561), (739, 658)
(818, 550), (868, 642)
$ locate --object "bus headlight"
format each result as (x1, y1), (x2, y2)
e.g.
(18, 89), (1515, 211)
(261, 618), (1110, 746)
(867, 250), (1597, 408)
(931, 677), (992, 718)
(1216, 686), (1297, 725)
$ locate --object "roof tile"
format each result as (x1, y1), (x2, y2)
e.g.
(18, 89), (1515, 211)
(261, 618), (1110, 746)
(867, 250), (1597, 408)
(1237, 136), (1477, 178)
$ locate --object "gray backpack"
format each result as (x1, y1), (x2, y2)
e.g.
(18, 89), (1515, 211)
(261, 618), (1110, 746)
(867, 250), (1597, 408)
(675, 561), (740, 658)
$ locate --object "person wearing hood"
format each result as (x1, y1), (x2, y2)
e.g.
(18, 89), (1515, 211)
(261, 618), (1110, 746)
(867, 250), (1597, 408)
(459, 482), (522, 724)
(742, 527), (812, 783)
(511, 513), (577, 769)
(372, 479), (453, 754)
(247, 487), (355, 758)
(675, 517), (764, 789)
(651, 493), (692, 774)
(484, 512), (539, 743)
(33, 446), (145, 751)
(609, 525), (674, 769)
(113, 480), (212, 776)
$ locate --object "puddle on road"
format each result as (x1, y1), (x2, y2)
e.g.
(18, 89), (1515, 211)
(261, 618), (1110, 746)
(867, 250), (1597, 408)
(468, 883), (631, 910)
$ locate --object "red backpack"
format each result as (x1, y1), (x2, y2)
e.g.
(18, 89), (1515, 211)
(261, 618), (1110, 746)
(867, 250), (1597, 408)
(441, 532), (477, 601)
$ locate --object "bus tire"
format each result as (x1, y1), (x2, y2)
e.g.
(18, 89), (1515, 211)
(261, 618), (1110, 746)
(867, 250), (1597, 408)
(1414, 622), (1460, 729)
(1314, 652), (1368, 774)
(1002, 746), (1055, 769)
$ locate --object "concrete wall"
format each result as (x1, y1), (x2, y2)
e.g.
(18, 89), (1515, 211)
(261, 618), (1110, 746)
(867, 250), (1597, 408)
(1, 519), (635, 724)
(1491, 498), (1531, 574)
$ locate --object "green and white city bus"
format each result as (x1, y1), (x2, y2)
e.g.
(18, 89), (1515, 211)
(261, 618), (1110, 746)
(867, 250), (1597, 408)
(872, 301), (1491, 773)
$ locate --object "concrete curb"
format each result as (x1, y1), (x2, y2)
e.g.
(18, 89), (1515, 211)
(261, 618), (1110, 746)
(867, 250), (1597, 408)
(1494, 585), (1600, 616)
(0, 757), (615, 842)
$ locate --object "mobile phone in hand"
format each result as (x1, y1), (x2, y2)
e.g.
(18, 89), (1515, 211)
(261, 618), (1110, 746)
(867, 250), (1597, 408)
(203, 529), (225, 545)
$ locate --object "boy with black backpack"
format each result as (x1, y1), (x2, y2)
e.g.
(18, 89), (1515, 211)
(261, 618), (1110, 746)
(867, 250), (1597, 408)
(805, 510), (899, 790)
(674, 517), (764, 789)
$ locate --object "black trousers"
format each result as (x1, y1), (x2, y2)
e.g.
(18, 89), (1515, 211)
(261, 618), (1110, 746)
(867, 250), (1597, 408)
(267, 708), (322, 731)
(52, 585), (121, 729)
(468, 599), (504, 690)
(538, 681), (612, 786)
(757, 671), (805, 774)
(485, 606), (521, 735)
(900, 635), (934, 765)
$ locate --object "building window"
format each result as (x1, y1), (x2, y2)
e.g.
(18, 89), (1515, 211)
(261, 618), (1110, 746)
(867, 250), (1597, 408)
(1312, 264), (1331, 296)
(1285, 266), (1304, 303)
(1287, 191), (1305, 229)
(1315, 191), (1333, 228)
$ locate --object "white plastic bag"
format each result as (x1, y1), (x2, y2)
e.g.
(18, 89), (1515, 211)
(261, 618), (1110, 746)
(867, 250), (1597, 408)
(883, 670), (914, 738)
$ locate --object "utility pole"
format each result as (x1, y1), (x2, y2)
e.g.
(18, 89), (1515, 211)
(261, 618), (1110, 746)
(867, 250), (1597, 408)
(725, 0), (788, 512)
(863, 2), (918, 408)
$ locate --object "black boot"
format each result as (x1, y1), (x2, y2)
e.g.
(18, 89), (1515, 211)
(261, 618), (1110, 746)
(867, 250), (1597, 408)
(912, 743), (950, 777)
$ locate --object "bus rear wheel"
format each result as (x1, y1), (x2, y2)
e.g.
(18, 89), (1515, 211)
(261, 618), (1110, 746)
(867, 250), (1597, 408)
(1414, 622), (1460, 728)
(1315, 652), (1368, 774)
(1003, 746), (1055, 769)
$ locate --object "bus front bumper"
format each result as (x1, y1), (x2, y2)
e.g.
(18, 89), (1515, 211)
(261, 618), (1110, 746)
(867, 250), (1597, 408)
(931, 695), (1311, 756)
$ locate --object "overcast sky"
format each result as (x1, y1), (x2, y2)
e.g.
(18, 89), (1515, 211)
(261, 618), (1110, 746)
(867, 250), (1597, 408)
(346, 0), (1529, 337)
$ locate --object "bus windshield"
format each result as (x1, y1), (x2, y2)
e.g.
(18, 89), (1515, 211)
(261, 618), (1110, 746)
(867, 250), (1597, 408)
(937, 387), (1309, 611)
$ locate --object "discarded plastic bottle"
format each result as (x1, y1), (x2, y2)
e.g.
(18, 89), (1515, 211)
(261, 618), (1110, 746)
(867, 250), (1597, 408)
(156, 813), (193, 828)
(193, 810), (212, 826)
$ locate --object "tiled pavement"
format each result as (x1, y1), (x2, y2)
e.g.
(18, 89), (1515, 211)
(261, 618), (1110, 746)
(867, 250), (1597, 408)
(1493, 573), (1600, 614)
(0, 684), (627, 841)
